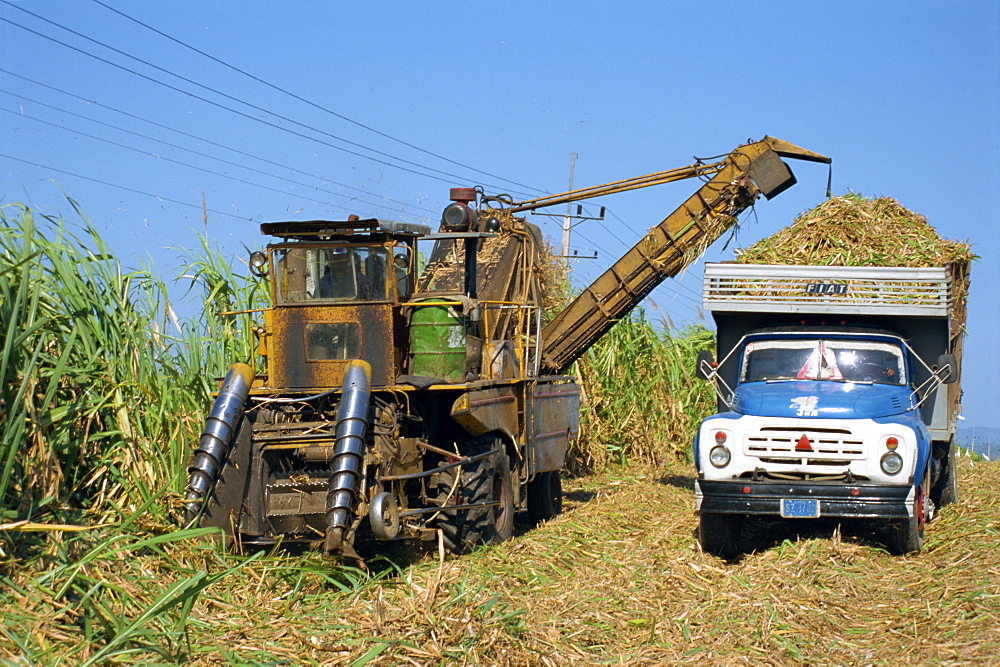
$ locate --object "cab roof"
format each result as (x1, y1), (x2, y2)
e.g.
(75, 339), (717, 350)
(744, 325), (906, 342)
(260, 218), (431, 241)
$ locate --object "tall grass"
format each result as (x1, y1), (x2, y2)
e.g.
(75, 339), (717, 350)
(571, 311), (716, 471)
(0, 201), (282, 662)
(174, 235), (268, 376)
(0, 203), (261, 539)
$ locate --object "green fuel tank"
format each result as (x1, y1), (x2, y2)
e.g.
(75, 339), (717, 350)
(408, 300), (466, 381)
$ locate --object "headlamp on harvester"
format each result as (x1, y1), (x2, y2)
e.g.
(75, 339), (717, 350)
(249, 250), (268, 277)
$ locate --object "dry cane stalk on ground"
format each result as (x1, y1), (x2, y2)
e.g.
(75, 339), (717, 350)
(3, 456), (996, 664)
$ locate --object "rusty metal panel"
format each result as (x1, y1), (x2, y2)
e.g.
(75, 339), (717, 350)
(451, 384), (519, 439)
(525, 379), (580, 475)
(268, 304), (394, 389)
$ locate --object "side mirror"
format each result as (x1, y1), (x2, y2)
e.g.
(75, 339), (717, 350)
(696, 350), (716, 380)
(934, 353), (958, 384)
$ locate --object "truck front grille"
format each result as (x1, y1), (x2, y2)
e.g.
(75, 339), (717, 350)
(744, 425), (865, 466)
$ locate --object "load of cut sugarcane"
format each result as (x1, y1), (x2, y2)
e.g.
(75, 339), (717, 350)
(735, 192), (975, 304)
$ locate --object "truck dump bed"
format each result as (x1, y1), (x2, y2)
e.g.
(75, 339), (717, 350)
(703, 263), (957, 317)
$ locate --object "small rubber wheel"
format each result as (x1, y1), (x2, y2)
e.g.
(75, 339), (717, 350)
(369, 491), (400, 541)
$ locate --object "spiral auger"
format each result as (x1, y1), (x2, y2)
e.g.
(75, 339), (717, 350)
(324, 360), (372, 556)
(184, 363), (255, 524)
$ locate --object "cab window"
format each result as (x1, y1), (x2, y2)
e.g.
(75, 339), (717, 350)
(274, 246), (390, 303)
(741, 339), (906, 386)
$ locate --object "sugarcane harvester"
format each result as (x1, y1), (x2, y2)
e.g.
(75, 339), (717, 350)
(184, 136), (830, 557)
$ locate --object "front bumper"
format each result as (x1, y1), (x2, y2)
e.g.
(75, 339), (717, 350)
(695, 479), (914, 519)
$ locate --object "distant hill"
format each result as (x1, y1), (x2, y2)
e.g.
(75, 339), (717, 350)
(957, 426), (1000, 461)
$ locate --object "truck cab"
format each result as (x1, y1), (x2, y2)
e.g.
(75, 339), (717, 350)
(694, 263), (963, 557)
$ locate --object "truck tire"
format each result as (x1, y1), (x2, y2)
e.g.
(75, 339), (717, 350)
(438, 437), (514, 554)
(527, 470), (563, 524)
(885, 514), (924, 555)
(886, 468), (928, 555)
(699, 512), (742, 559)
(931, 440), (958, 507)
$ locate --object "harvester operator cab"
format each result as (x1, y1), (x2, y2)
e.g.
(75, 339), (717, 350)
(251, 219), (430, 390)
(259, 219), (426, 306)
(273, 246), (383, 303)
(317, 249), (367, 300)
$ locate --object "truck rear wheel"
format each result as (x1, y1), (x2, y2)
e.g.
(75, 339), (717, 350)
(438, 437), (514, 554)
(699, 512), (742, 559)
(527, 470), (563, 524)
(931, 440), (958, 507)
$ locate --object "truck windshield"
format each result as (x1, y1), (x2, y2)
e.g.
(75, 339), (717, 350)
(741, 339), (906, 386)
(274, 246), (390, 303)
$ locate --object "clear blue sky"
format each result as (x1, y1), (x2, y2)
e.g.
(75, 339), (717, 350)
(1, 1), (997, 428)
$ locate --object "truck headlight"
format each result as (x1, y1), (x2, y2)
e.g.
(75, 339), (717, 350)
(709, 445), (731, 468)
(880, 451), (903, 475)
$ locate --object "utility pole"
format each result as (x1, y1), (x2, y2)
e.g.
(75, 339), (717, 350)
(529, 151), (603, 263)
(561, 153), (577, 265)
(201, 189), (208, 239)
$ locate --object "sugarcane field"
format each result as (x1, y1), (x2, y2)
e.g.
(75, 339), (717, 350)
(1, 187), (996, 664)
(3, 4), (998, 663)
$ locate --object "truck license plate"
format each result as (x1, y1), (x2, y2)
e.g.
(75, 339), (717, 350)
(780, 498), (820, 518)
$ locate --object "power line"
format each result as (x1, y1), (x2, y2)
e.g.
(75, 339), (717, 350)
(90, 0), (544, 196)
(1, 87), (437, 217)
(656, 282), (701, 308)
(0, 6), (448, 184)
(0, 105), (379, 214)
(0, 9), (530, 194)
(594, 209), (634, 249)
(670, 274), (708, 304)
(0, 68), (437, 216)
(0, 152), (252, 221)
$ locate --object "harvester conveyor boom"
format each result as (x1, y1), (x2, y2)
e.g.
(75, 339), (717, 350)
(531, 136), (830, 374)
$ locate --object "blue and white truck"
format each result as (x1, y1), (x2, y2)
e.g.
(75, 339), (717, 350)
(694, 262), (967, 556)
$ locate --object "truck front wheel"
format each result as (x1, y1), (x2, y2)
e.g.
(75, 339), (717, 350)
(885, 514), (924, 555)
(699, 512), (743, 559)
(885, 470), (929, 555)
